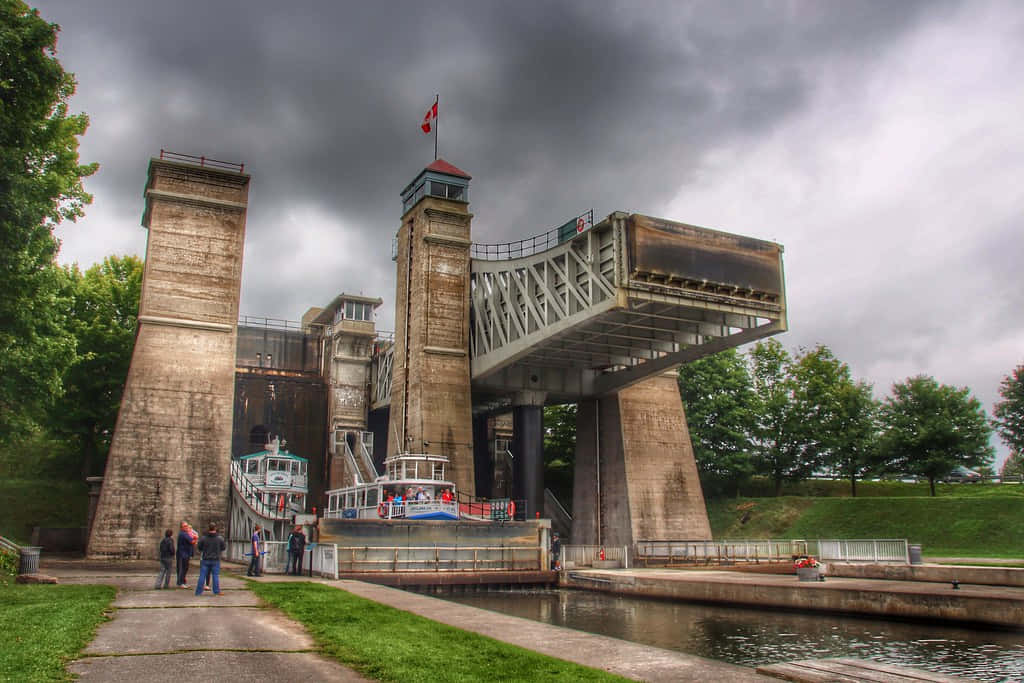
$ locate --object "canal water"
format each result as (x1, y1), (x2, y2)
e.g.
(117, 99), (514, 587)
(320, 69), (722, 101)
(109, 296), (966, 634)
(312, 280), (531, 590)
(437, 588), (1024, 681)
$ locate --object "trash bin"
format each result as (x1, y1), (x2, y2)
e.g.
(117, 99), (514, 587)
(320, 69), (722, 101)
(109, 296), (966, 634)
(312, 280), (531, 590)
(19, 546), (42, 575)
(908, 544), (923, 565)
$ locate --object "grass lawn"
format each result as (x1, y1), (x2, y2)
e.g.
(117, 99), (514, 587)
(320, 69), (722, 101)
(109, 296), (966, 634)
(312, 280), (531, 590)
(708, 495), (1024, 558)
(251, 582), (628, 683)
(0, 583), (115, 682)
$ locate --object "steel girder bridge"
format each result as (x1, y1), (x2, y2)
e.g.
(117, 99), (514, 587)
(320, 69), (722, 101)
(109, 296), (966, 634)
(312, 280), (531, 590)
(372, 211), (787, 410)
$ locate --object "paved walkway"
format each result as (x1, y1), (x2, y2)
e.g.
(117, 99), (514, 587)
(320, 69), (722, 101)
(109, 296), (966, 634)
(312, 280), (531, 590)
(44, 560), (771, 682)
(47, 564), (369, 682)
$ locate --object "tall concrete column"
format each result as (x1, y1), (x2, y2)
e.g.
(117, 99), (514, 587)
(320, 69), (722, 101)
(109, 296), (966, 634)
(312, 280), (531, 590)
(87, 156), (249, 559)
(385, 160), (476, 496)
(511, 390), (546, 518)
(572, 373), (710, 546)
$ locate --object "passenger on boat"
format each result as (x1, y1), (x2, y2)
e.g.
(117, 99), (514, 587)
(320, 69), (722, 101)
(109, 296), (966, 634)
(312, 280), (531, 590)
(415, 487), (427, 501)
(440, 488), (453, 503)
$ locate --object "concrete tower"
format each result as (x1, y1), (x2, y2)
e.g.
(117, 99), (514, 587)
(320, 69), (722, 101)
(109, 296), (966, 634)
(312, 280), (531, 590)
(386, 160), (476, 496)
(87, 155), (249, 558)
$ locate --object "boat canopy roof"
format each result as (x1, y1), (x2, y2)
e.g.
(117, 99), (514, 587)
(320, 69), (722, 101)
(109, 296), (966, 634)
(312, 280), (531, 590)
(235, 449), (308, 463)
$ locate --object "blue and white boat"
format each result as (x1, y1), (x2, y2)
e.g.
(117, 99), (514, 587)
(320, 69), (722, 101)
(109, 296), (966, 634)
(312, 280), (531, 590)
(324, 453), (459, 521)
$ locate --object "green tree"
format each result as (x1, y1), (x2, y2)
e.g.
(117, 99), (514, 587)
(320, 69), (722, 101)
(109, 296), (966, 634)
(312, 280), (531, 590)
(49, 255), (142, 479)
(748, 340), (818, 495)
(543, 403), (576, 505)
(677, 348), (755, 498)
(0, 1), (97, 442)
(878, 375), (995, 496)
(992, 364), (1024, 456)
(789, 346), (879, 496)
(1000, 451), (1023, 481)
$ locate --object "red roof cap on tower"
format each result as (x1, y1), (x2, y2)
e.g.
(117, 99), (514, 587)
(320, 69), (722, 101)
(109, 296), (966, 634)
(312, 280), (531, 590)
(424, 158), (471, 180)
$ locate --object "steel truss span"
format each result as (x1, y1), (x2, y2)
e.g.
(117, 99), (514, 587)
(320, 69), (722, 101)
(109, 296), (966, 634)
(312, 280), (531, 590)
(469, 212), (787, 403)
(371, 212), (786, 407)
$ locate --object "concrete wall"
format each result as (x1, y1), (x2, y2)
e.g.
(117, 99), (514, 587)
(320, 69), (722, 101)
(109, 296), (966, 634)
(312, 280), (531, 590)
(387, 197), (476, 496)
(88, 159), (249, 559)
(572, 374), (711, 546)
(236, 326), (321, 373)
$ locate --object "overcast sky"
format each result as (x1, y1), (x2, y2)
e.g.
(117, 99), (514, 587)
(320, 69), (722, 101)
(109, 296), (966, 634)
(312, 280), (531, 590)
(34, 0), (1022, 465)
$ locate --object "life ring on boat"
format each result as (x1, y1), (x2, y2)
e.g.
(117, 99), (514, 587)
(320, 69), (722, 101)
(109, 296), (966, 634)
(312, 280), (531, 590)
(378, 503), (388, 518)
(507, 500), (516, 519)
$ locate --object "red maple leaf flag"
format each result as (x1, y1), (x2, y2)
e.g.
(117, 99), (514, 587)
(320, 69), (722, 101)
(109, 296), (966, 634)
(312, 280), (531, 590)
(421, 100), (438, 134)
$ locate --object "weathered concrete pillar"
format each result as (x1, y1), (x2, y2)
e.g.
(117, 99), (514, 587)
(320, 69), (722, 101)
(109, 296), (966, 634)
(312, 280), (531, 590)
(386, 160), (476, 496)
(511, 390), (545, 518)
(87, 156), (249, 559)
(571, 373), (710, 546)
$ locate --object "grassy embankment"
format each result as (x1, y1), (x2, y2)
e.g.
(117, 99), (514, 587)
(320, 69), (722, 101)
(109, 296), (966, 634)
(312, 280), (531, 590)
(251, 582), (628, 683)
(0, 582), (115, 682)
(0, 479), (88, 544)
(707, 481), (1024, 558)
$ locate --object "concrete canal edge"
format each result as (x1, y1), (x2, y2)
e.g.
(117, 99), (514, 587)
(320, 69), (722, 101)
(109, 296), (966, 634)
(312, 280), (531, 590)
(333, 578), (773, 682)
(560, 568), (1024, 630)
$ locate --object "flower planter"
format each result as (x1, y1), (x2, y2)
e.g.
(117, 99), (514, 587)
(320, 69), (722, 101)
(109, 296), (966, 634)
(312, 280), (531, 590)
(796, 567), (821, 581)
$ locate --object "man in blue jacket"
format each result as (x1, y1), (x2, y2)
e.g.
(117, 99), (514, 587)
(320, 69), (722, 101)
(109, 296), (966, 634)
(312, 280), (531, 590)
(175, 521), (195, 588)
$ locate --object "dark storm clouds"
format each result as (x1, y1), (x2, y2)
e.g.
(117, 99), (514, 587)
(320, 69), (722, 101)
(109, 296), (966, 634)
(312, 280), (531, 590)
(35, 0), (1022, 461)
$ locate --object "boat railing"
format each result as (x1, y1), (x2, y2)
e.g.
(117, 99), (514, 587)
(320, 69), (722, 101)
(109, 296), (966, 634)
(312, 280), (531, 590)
(230, 459), (293, 520)
(324, 499), (460, 520)
(334, 544), (544, 572)
(456, 492), (528, 521)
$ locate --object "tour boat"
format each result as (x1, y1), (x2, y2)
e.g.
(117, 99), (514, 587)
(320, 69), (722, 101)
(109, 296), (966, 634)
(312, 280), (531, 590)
(231, 437), (309, 517)
(324, 453), (459, 521)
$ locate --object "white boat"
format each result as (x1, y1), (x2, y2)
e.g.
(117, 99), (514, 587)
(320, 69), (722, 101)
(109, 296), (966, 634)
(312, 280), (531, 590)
(324, 453), (459, 521)
(231, 437), (309, 518)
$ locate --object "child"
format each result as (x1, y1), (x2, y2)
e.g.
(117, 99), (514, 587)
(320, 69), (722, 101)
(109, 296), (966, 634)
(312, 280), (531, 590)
(155, 529), (174, 589)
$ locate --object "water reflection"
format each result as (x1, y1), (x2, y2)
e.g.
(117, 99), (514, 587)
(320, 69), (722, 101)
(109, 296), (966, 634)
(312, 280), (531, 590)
(438, 588), (1024, 682)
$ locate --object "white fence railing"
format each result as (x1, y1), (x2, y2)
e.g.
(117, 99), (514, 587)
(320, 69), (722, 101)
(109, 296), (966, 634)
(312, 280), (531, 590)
(227, 539), (338, 579)
(816, 539), (909, 563)
(633, 539), (910, 565)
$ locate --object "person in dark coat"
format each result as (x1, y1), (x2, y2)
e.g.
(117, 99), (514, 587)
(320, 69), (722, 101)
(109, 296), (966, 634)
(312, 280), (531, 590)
(287, 525), (306, 575)
(154, 529), (175, 589)
(195, 523), (227, 596)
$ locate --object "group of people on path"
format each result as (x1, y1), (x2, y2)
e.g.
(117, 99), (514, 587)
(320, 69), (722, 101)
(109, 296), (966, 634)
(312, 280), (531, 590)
(157, 520), (307, 588)
(154, 520), (226, 595)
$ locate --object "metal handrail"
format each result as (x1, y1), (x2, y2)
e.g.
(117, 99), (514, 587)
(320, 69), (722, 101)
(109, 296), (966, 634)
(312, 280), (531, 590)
(0, 535), (21, 553)
(342, 442), (366, 484)
(633, 538), (911, 565)
(237, 315), (305, 331)
(159, 148), (244, 174)
(471, 210), (594, 260)
(358, 438), (378, 480)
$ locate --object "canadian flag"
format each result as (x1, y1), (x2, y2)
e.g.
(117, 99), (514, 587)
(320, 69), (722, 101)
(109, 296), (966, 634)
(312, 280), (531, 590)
(421, 101), (437, 134)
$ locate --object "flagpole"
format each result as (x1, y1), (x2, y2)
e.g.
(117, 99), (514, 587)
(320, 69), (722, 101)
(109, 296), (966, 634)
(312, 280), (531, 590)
(434, 93), (439, 161)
